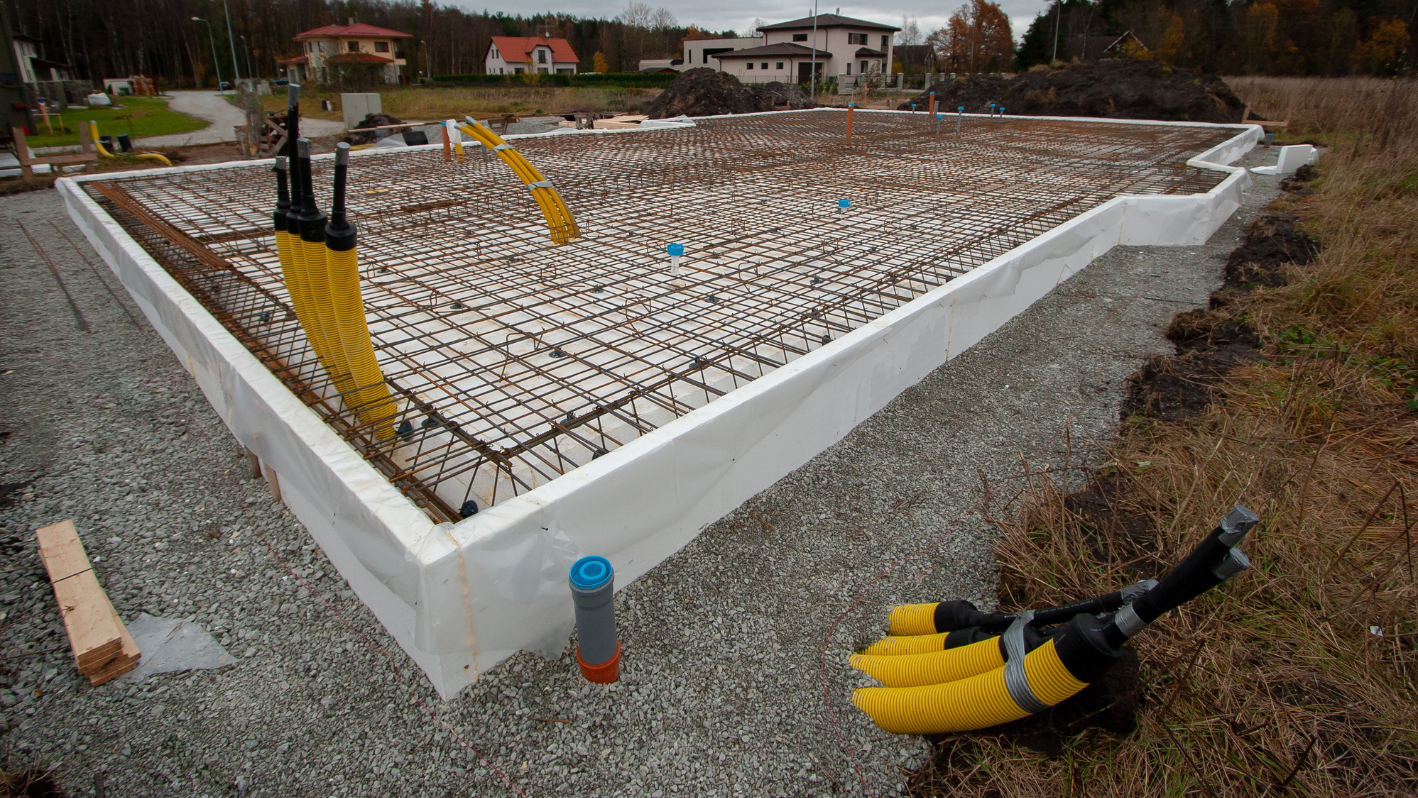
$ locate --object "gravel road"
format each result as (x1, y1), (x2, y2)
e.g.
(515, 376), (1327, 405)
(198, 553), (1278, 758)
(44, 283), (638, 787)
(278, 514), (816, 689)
(0, 147), (1282, 796)
(136, 91), (345, 148)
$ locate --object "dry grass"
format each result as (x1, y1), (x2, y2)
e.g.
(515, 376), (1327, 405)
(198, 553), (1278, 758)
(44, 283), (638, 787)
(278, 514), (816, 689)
(908, 77), (1418, 796)
(255, 85), (664, 122)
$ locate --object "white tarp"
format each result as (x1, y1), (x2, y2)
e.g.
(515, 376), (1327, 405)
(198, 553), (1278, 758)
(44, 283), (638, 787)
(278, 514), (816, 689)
(59, 111), (1260, 697)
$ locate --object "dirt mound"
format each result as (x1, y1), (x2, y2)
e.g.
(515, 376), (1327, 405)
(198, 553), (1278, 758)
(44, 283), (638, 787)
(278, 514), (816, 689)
(899, 60), (1245, 123)
(646, 68), (815, 118)
(751, 81), (815, 110)
(1224, 214), (1318, 288)
(346, 113), (404, 145)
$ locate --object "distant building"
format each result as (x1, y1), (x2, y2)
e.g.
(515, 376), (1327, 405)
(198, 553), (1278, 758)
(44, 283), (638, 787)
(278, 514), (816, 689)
(278, 23), (412, 84)
(12, 33), (73, 82)
(699, 15), (898, 84)
(680, 37), (764, 71)
(485, 35), (579, 75)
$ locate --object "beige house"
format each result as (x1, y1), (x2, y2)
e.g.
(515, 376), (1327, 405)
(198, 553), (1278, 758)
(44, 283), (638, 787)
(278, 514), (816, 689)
(279, 23), (412, 84)
(713, 14), (897, 84)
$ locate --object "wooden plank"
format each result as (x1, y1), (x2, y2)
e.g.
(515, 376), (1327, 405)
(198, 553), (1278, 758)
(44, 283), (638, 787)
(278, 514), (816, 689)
(86, 652), (138, 686)
(51, 569), (124, 671)
(36, 519), (92, 583)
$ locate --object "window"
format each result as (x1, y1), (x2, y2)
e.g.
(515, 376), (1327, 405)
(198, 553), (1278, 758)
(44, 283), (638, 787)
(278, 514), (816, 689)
(881, 34), (889, 48)
(761, 62), (768, 69)
(347, 41), (359, 52)
(792, 33), (808, 42)
(776, 61), (784, 69)
(374, 41), (389, 53)
(747, 61), (754, 69)
(861, 60), (868, 73)
(538, 49), (547, 64)
(847, 33), (867, 45)
(846, 63), (851, 74)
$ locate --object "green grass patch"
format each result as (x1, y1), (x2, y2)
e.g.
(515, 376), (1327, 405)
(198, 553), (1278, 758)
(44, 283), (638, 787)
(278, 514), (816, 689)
(25, 96), (209, 148)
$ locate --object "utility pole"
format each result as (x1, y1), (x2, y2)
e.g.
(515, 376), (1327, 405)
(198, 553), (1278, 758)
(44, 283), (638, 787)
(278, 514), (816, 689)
(222, 0), (241, 85)
(1051, 0), (1062, 64)
(809, 0), (819, 100)
(240, 34), (253, 80)
(193, 17), (224, 90)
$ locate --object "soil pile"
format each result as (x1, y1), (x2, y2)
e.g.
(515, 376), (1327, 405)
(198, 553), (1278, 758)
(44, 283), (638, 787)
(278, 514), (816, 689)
(899, 60), (1245, 123)
(752, 81), (816, 110)
(346, 113), (404, 144)
(646, 68), (816, 118)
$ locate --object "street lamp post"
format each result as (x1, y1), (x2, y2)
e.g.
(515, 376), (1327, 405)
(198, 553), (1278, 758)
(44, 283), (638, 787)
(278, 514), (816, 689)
(222, 0), (242, 85)
(192, 17), (224, 91)
(420, 39), (427, 79)
(809, 0), (819, 100)
(240, 34), (254, 80)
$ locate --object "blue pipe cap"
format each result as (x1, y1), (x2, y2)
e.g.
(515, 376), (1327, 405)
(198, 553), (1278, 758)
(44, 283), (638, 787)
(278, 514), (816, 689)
(838, 199), (850, 209)
(667, 243), (684, 257)
(571, 555), (614, 590)
(958, 106), (965, 111)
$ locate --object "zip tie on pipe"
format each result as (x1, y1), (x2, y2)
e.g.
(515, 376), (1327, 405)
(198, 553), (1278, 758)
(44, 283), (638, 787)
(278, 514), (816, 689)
(529, 180), (554, 188)
(493, 144), (514, 152)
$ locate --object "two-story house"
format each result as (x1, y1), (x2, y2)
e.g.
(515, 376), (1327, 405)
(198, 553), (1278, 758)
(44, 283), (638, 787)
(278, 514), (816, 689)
(712, 14), (897, 84)
(484, 35), (579, 75)
(278, 23), (412, 84)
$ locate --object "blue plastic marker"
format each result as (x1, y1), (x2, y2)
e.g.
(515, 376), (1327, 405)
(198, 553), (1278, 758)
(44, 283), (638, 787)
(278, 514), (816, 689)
(667, 243), (685, 286)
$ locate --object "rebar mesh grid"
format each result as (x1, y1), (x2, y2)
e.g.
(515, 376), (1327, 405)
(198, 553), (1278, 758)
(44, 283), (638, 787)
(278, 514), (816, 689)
(86, 111), (1232, 522)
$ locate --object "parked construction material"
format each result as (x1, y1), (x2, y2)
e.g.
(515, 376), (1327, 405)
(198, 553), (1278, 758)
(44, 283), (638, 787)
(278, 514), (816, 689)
(851, 506), (1258, 734)
(10, 127), (96, 178)
(569, 556), (620, 684)
(36, 520), (139, 685)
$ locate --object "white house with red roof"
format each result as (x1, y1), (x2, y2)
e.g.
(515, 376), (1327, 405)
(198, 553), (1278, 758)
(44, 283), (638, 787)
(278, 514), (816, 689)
(707, 14), (898, 85)
(484, 34), (579, 75)
(278, 23), (412, 84)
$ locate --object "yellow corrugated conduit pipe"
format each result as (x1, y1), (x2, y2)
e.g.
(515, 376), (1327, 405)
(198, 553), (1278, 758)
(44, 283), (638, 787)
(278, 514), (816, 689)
(458, 117), (580, 246)
(851, 506), (1260, 735)
(293, 137), (353, 395)
(87, 120), (173, 166)
(323, 142), (396, 440)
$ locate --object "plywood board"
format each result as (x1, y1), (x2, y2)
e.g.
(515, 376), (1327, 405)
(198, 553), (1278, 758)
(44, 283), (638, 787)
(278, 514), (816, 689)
(36, 519), (92, 583)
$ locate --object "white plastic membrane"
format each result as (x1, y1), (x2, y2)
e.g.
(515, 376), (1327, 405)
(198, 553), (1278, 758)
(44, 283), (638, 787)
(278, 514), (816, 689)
(1252, 144), (1318, 175)
(59, 113), (1260, 698)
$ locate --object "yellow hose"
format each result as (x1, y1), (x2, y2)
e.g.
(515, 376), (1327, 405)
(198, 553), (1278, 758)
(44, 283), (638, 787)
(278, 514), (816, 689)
(88, 120), (171, 165)
(274, 229), (332, 373)
(137, 153), (173, 166)
(887, 603), (939, 636)
(459, 120), (580, 245)
(850, 637), (1005, 688)
(862, 631), (951, 656)
(852, 640), (1088, 735)
(300, 237), (353, 392)
(324, 246), (396, 439)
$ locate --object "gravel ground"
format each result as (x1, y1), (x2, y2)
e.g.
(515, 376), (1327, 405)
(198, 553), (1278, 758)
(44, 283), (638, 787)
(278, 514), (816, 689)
(0, 146), (1282, 797)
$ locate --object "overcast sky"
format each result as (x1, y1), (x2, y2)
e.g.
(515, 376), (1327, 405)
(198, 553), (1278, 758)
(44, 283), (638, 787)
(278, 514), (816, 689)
(460, 1), (1047, 45)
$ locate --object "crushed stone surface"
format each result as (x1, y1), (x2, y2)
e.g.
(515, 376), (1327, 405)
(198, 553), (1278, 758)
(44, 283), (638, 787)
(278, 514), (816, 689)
(0, 145), (1281, 796)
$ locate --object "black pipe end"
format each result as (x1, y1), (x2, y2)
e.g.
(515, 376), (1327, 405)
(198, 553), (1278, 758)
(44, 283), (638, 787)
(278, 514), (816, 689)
(1053, 614), (1125, 684)
(932, 600), (977, 633)
(299, 214), (328, 244)
(273, 211), (287, 233)
(459, 500), (479, 519)
(325, 223), (356, 252)
(941, 625), (996, 651)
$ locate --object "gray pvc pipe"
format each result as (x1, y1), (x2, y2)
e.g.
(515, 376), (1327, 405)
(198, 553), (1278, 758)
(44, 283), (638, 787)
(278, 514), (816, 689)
(569, 556), (617, 666)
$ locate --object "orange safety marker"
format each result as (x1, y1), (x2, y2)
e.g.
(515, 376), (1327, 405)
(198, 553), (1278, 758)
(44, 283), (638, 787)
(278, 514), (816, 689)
(846, 103), (855, 139)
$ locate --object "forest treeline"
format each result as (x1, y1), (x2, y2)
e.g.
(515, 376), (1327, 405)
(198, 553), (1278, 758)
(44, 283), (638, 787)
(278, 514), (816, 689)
(1011, 0), (1414, 74)
(7, 0), (1414, 86)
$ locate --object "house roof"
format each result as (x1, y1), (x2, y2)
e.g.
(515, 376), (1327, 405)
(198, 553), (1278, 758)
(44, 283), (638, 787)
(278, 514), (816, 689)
(758, 14), (900, 32)
(324, 52), (395, 64)
(489, 36), (579, 64)
(294, 23), (411, 41)
(277, 55), (309, 65)
(711, 42), (832, 59)
(854, 47), (887, 58)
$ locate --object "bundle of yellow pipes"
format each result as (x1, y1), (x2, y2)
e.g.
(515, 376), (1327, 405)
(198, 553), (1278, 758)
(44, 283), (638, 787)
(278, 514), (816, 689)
(270, 85), (395, 441)
(458, 116), (580, 246)
(851, 506), (1258, 735)
(87, 120), (172, 166)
